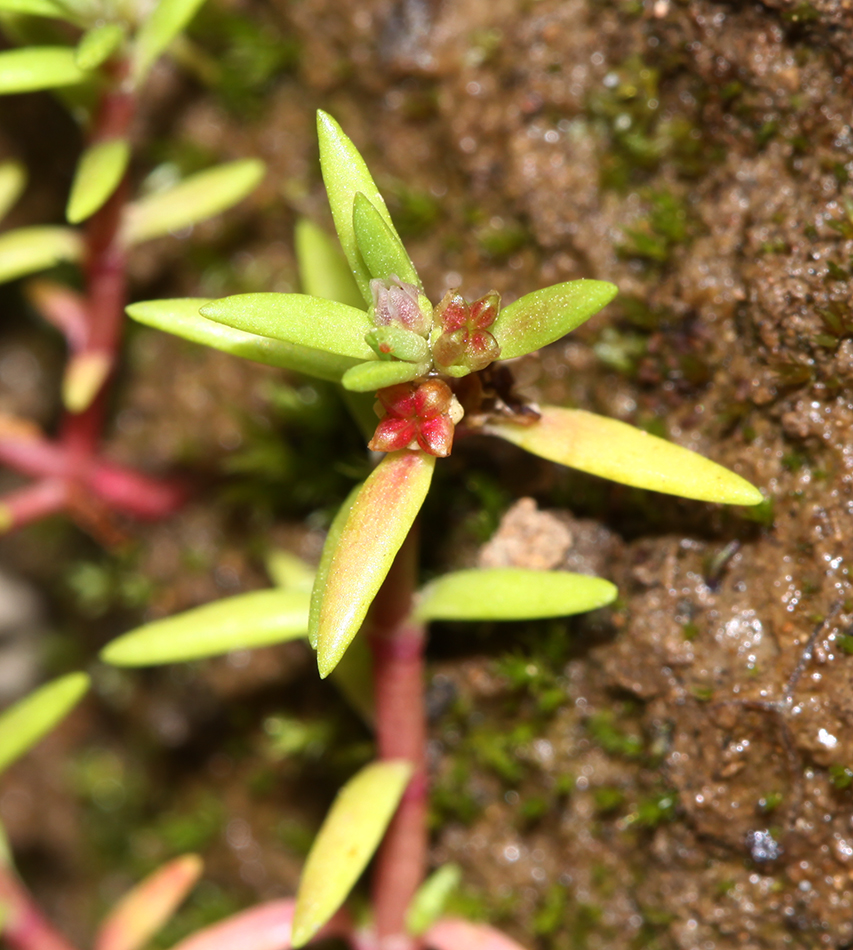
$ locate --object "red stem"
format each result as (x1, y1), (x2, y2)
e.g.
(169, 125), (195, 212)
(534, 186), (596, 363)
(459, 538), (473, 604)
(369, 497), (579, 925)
(0, 866), (80, 950)
(60, 85), (134, 459)
(367, 528), (427, 950)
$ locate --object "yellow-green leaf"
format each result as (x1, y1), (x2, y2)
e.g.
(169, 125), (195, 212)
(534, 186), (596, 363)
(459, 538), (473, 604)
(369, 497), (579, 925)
(100, 590), (310, 666)
(415, 568), (617, 622)
(0, 226), (82, 284)
(0, 673), (89, 775)
(0, 0), (69, 17)
(131, 0), (207, 84)
(308, 482), (363, 650)
(486, 407), (764, 505)
(352, 191), (420, 288)
(200, 293), (375, 362)
(313, 451), (435, 678)
(317, 110), (406, 304)
(341, 359), (425, 392)
(295, 218), (364, 310)
(406, 864), (462, 936)
(67, 138), (130, 224)
(122, 159), (264, 246)
(126, 298), (358, 381)
(291, 760), (412, 948)
(75, 22), (126, 70)
(95, 855), (203, 950)
(0, 46), (87, 94)
(492, 280), (618, 359)
(0, 161), (26, 223)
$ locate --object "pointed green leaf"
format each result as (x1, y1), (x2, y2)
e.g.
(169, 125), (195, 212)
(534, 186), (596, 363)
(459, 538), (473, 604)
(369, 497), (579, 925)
(0, 161), (25, 223)
(341, 359), (426, 392)
(0, 226), (82, 284)
(266, 550), (315, 593)
(308, 483), (364, 649)
(415, 568), (616, 622)
(352, 191), (420, 288)
(67, 138), (130, 224)
(127, 298), (359, 382)
(122, 159), (264, 246)
(317, 110), (407, 304)
(75, 23), (126, 70)
(95, 855), (203, 950)
(314, 451), (435, 678)
(0, 672), (89, 775)
(492, 280), (618, 359)
(0, 47), (87, 94)
(406, 864), (462, 936)
(291, 760), (412, 948)
(0, 0), (69, 17)
(100, 590), (310, 666)
(295, 218), (364, 310)
(131, 0), (207, 84)
(486, 407), (764, 505)
(200, 293), (376, 362)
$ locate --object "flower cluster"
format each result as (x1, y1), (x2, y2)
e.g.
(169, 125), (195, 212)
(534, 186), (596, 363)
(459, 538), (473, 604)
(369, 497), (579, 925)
(365, 276), (503, 458)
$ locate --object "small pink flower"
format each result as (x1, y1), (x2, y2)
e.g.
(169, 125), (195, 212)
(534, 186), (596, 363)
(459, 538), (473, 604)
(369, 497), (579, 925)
(368, 379), (458, 457)
(432, 289), (501, 373)
(370, 276), (431, 337)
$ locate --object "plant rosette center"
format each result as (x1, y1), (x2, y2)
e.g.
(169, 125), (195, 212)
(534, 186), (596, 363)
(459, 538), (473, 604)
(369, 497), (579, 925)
(366, 281), (505, 458)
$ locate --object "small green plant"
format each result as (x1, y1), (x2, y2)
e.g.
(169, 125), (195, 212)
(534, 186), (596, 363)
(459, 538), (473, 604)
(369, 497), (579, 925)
(0, 112), (763, 950)
(0, 0), (264, 535)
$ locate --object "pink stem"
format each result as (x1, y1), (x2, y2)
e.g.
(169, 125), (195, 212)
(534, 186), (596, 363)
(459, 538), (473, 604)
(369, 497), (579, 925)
(0, 866), (80, 950)
(0, 436), (67, 481)
(0, 479), (68, 529)
(367, 529), (427, 950)
(60, 82), (134, 460)
(88, 460), (185, 520)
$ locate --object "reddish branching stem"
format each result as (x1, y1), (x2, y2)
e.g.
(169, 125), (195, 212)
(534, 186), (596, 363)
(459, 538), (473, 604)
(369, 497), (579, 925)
(367, 528), (427, 950)
(0, 67), (184, 537)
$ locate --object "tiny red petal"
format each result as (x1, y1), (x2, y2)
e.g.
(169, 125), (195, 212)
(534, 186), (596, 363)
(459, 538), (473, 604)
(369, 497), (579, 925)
(377, 383), (418, 418)
(417, 416), (455, 457)
(414, 379), (452, 418)
(369, 417), (417, 452)
(435, 291), (469, 332)
(469, 291), (500, 329)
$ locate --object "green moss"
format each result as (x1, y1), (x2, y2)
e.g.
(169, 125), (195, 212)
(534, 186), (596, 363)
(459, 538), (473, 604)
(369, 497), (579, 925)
(585, 708), (643, 760)
(476, 218), (529, 259)
(829, 764), (853, 790)
(781, 2), (820, 23)
(383, 179), (441, 237)
(837, 634), (853, 655)
(533, 885), (570, 936)
(758, 791), (784, 813)
(623, 789), (677, 828)
(618, 189), (694, 265)
(188, 7), (299, 116)
(594, 785), (626, 815)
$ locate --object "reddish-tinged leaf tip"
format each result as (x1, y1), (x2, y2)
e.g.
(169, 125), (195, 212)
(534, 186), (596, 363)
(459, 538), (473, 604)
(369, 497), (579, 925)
(426, 918), (530, 950)
(314, 451), (435, 677)
(96, 855), (203, 950)
(166, 901), (298, 950)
